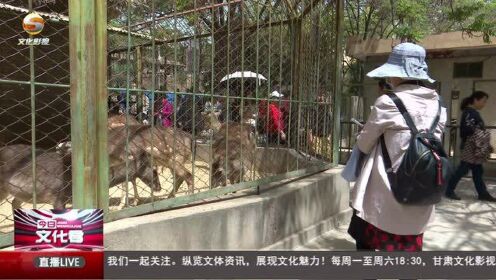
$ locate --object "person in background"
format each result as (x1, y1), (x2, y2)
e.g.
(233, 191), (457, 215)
(108, 94), (120, 115)
(258, 90), (286, 144)
(348, 42), (447, 252)
(445, 91), (496, 202)
(159, 94), (175, 128)
(118, 90), (127, 114)
(141, 90), (153, 123)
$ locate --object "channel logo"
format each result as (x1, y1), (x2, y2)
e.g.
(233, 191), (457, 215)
(22, 12), (45, 35)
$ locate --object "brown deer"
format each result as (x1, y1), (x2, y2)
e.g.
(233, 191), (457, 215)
(107, 114), (199, 197)
(56, 114), (155, 204)
(204, 106), (257, 188)
(107, 125), (195, 198)
(0, 144), (161, 212)
(58, 114), (198, 198)
(108, 114), (141, 128)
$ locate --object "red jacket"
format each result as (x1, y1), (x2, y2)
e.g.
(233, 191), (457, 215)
(259, 100), (284, 134)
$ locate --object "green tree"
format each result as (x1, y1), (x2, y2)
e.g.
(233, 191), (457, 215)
(344, 0), (495, 42)
(343, 0), (496, 99)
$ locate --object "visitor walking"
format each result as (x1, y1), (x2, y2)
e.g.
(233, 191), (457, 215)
(445, 91), (496, 202)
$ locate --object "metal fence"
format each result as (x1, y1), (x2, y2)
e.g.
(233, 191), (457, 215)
(0, 0), (343, 248)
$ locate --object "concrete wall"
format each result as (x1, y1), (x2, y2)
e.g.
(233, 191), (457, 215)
(104, 167), (351, 250)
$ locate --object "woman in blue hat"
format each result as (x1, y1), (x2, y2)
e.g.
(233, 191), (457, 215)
(347, 43), (447, 252)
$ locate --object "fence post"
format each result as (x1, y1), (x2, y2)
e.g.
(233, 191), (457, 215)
(69, 0), (109, 210)
(332, 0), (344, 166)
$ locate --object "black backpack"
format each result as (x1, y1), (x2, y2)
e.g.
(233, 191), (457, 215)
(380, 93), (452, 205)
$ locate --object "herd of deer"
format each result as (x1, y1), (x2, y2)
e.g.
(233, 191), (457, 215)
(0, 109), (257, 214)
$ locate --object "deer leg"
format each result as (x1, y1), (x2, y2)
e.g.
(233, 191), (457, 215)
(120, 181), (132, 208)
(11, 197), (22, 215)
(132, 179), (140, 206)
(167, 161), (193, 198)
(167, 176), (184, 199)
(210, 160), (226, 189)
(0, 188), (8, 207)
(228, 169), (243, 186)
(53, 194), (67, 210)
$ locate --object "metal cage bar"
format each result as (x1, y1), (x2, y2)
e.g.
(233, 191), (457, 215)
(0, 0), (343, 248)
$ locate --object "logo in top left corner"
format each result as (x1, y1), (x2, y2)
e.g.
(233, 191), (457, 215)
(22, 12), (45, 35)
(19, 12), (50, 46)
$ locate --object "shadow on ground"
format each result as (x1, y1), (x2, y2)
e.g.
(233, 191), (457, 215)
(297, 178), (496, 251)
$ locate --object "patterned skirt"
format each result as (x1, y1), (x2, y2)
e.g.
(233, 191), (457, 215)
(348, 210), (423, 252)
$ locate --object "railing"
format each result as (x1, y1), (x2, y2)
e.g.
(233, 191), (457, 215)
(338, 122), (496, 165)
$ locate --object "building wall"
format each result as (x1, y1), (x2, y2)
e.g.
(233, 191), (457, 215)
(359, 54), (496, 176)
(361, 55), (496, 123)
(429, 56), (496, 125)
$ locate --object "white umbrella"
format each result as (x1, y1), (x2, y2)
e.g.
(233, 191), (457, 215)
(220, 71), (267, 84)
(270, 90), (284, 98)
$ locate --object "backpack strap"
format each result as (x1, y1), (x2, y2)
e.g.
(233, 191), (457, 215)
(428, 100), (442, 133)
(381, 95), (442, 172)
(386, 93), (418, 134)
(380, 135), (392, 172)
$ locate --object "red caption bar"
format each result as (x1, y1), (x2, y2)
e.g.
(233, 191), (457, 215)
(0, 251), (103, 279)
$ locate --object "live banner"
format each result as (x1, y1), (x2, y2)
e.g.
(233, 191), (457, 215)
(0, 251), (495, 279)
(104, 251), (496, 279)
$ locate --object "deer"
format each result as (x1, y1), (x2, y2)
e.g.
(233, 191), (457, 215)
(203, 105), (257, 188)
(0, 144), (161, 212)
(107, 125), (195, 198)
(108, 114), (141, 128)
(58, 113), (199, 198)
(59, 128), (196, 198)
(107, 114), (199, 198)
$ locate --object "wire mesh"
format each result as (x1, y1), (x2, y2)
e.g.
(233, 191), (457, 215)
(0, 0), (72, 238)
(0, 0), (339, 246)
(103, 0), (337, 209)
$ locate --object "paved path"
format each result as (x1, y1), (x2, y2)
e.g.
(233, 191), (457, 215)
(297, 178), (496, 251)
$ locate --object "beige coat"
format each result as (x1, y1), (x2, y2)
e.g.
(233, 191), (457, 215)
(351, 84), (447, 235)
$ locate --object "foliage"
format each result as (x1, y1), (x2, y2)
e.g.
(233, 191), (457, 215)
(447, 0), (496, 43)
(342, 0), (496, 99)
(344, 0), (496, 42)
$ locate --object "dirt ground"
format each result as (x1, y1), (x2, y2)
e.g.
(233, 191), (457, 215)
(0, 159), (261, 234)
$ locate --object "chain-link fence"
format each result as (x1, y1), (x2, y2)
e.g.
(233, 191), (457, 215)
(0, 0), (73, 246)
(0, 0), (342, 248)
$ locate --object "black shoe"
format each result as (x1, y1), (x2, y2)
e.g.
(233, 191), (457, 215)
(478, 194), (496, 202)
(446, 192), (461, 200)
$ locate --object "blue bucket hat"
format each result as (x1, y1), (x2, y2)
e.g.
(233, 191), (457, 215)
(366, 42), (435, 83)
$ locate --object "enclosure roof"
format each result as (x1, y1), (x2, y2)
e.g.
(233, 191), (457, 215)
(347, 32), (496, 60)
